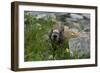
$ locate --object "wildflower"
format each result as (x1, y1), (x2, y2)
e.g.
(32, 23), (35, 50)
(66, 48), (70, 52)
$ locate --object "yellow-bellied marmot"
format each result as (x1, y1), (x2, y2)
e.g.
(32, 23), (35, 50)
(49, 23), (80, 44)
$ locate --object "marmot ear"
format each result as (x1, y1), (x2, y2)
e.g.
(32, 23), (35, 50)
(62, 27), (64, 32)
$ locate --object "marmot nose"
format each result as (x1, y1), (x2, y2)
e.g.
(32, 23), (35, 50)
(53, 35), (57, 38)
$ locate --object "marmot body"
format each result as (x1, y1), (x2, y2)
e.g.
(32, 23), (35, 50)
(49, 23), (80, 59)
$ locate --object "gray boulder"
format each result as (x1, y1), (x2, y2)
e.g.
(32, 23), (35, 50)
(69, 32), (90, 58)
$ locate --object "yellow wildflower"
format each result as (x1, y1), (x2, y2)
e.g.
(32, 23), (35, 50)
(66, 48), (70, 52)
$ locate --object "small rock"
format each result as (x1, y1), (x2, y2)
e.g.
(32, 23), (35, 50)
(70, 14), (84, 20)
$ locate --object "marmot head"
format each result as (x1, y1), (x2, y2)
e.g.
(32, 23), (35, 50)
(49, 23), (64, 43)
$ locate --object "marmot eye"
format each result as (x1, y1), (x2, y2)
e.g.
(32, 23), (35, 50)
(60, 31), (62, 34)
